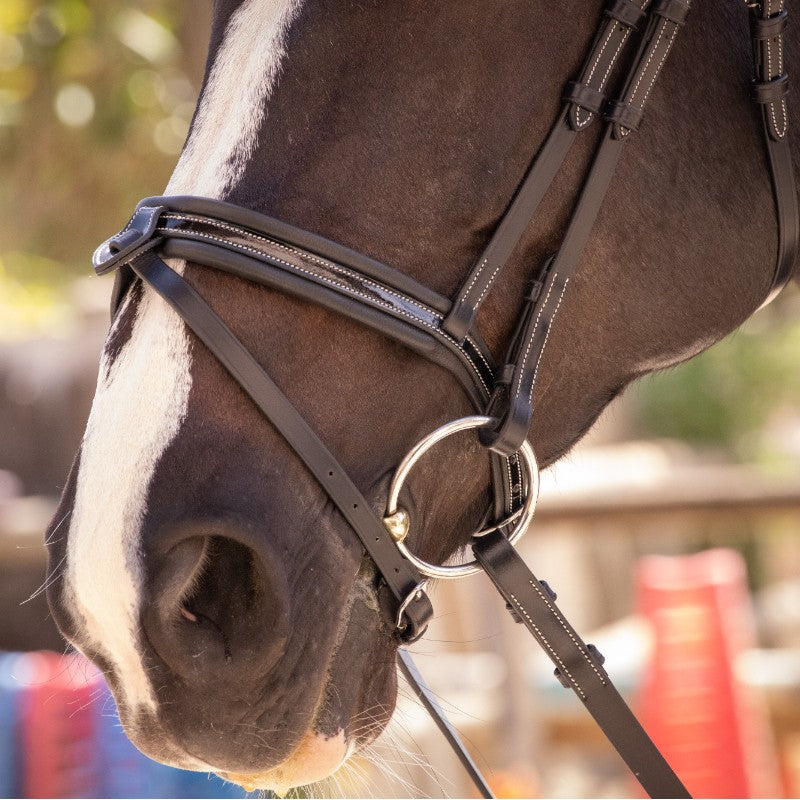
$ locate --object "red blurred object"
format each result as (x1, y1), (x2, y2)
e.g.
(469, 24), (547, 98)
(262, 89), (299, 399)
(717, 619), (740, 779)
(18, 652), (103, 799)
(636, 548), (782, 799)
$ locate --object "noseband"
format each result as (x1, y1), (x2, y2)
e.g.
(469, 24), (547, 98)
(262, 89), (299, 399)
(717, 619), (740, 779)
(91, 1), (796, 797)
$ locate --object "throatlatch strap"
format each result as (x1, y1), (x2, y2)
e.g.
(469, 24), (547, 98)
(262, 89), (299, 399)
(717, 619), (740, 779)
(473, 532), (690, 799)
(750, 0), (799, 302)
(441, 0), (650, 343)
(128, 251), (433, 642)
(482, 0), (690, 456)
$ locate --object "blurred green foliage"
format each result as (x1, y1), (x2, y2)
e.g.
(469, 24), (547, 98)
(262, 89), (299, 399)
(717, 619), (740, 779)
(633, 294), (800, 462)
(0, 0), (209, 331)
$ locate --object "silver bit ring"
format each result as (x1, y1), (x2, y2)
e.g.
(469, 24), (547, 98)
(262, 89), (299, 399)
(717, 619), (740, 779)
(383, 416), (540, 579)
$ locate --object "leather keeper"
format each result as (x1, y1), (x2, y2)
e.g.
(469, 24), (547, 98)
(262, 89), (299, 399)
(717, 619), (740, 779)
(564, 81), (606, 115)
(752, 8), (788, 40)
(653, 0), (691, 25)
(495, 363), (515, 387)
(752, 74), (789, 104)
(605, 0), (647, 28)
(605, 99), (644, 131)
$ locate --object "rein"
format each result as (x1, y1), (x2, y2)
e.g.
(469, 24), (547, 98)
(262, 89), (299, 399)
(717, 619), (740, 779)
(92, 0), (796, 796)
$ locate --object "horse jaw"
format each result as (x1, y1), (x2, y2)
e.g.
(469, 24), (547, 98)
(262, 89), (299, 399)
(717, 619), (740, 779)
(60, 0), (302, 717)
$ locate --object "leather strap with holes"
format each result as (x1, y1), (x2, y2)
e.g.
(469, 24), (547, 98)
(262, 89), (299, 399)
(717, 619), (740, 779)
(473, 531), (691, 799)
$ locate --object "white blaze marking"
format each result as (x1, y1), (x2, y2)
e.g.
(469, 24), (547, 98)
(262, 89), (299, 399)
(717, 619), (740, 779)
(66, 0), (301, 710)
(167, 0), (301, 198)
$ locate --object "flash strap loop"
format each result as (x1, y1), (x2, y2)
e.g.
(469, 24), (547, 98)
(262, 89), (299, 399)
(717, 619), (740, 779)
(751, 8), (788, 39)
(751, 74), (789, 105)
(564, 81), (607, 115)
(653, 0), (691, 25)
(606, 0), (648, 28)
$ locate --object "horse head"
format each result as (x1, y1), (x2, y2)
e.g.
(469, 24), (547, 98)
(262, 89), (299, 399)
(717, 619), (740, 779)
(46, 0), (797, 792)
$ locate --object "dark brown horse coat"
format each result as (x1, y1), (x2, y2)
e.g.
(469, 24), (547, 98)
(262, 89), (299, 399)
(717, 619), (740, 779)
(46, 0), (797, 791)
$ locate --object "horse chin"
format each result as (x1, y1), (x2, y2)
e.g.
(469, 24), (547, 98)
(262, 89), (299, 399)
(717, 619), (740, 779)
(218, 730), (351, 795)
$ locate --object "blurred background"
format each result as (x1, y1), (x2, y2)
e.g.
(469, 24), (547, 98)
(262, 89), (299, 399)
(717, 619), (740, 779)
(1, 1), (800, 798)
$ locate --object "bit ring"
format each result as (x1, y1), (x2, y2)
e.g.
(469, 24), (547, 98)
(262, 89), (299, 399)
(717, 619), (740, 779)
(383, 416), (540, 579)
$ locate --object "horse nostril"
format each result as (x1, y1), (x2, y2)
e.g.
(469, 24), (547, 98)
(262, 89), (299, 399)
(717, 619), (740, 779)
(142, 528), (289, 684)
(179, 604), (232, 663)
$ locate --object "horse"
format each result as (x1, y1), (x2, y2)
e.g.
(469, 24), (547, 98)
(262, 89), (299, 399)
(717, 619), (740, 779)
(45, 0), (797, 794)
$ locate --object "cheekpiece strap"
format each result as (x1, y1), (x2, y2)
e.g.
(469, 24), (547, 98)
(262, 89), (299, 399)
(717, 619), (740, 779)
(440, 0), (650, 344)
(131, 249), (435, 641)
(482, 0), (689, 456)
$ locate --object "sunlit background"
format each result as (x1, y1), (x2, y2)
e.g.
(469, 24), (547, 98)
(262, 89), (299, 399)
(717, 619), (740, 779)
(2, 1), (800, 798)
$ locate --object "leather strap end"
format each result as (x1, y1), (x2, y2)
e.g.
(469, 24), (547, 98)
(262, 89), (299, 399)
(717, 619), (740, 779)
(605, 99), (644, 133)
(396, 590), (433, 643)
(564, 81), (606, 117)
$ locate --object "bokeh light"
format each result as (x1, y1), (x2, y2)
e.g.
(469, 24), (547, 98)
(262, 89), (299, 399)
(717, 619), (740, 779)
(54, 82), (94, 127)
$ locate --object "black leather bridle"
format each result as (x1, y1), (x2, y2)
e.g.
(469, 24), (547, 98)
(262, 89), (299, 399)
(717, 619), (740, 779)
(92, 1), (796, 797)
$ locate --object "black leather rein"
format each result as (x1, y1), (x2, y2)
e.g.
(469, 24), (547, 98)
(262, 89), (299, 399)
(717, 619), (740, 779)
(90, 0), (796, 797)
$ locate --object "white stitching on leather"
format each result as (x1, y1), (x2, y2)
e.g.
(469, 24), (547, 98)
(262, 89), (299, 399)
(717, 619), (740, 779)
(508, 592), (586, 698)
(776, 0), (787, 137)
(628, 25), (664, 106)
(599, 29), (630, 92)
(157, 221), (495, 393)
(527, 278), (569, 405)
(471, 262), (503, 310)
(163, 214), (439, 319)
(159, 214), (495, 376)
(167, 216), (495, 378)
(102, 207), (162, 268)
(621, 22), (677, 138)
(120, 205), (160, 238)
(136, 206), (161, 237)
(161, 215), (500, 386)
(587, 24), (615, 85)
(639, 25), (678, 107)
(528, 579), (607, 685)
(159, 227), (440, 323)
(505, 455), (514, 514)
(575, 24), (617, 128)
(511, 275), (557, 403)
(575, 0), (653, 128)
(766, 0), (787, 138)
(462, 257), (490, 301)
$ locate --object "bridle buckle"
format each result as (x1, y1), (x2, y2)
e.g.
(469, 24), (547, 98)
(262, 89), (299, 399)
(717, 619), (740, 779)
(396, 580), (430, 641)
